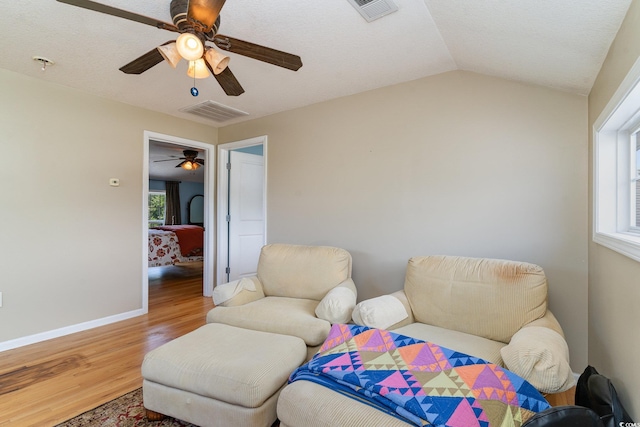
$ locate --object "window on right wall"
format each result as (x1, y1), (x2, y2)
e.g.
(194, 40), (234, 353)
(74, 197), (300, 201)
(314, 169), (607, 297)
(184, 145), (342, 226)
(633, 134), (640, 231)
(594, 56), (640, 262)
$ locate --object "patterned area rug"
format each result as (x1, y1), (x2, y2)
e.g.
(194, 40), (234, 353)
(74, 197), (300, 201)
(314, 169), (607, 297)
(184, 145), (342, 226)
(55, 388), (197, 427)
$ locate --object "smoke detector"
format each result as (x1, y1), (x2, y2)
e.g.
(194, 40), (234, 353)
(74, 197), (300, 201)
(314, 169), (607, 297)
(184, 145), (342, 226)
(33, 56), (54, 71)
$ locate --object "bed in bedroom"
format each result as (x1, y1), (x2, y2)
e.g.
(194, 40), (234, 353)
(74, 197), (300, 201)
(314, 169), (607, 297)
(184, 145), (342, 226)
(148, 225), (204, 267)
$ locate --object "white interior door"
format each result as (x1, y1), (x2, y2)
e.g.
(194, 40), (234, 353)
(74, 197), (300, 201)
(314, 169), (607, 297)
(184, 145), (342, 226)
(227, 150), (265, 282)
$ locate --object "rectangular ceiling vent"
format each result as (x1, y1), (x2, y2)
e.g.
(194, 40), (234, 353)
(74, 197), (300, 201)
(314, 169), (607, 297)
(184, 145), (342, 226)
(347, 0), (398, 22)
(179, 100), (249, 123)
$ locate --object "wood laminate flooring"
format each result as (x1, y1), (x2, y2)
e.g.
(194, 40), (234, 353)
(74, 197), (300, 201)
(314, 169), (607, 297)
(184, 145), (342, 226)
(0, 262), (212, 426)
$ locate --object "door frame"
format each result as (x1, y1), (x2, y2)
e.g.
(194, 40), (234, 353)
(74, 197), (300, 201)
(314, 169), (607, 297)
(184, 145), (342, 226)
(216, 135), (268, 287)
(143, 131), (216, 307)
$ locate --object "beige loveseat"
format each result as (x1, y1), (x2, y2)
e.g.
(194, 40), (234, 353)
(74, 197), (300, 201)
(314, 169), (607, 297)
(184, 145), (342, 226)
(277, 255), (574, 427)
(207, 243), (357, 359)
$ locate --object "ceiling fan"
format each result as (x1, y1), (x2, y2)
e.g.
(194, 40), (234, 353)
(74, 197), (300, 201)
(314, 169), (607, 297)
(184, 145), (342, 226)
(155, 149), (205, 170)
(55, 0), (303, 96)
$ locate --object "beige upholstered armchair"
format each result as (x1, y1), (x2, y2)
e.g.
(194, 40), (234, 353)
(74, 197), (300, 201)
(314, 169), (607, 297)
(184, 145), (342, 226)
(351, 255), (575, 394)
(207, 244), (357, 358)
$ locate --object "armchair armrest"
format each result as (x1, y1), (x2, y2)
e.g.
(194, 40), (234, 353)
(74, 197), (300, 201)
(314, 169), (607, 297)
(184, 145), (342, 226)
(315, 278), (357, 324)
(352, 290), (412, 330)
(500, 311), (574, 393)
(212, 277), (265, 307)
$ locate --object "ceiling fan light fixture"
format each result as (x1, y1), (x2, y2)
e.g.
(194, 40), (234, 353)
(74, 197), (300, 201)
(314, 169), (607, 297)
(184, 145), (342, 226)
(205, 48), (230, 75)
(187, 58), (211, 79)
(176, 33), (204, 61)
(157, 43), (181, 68)
(181, 161), (200, 170)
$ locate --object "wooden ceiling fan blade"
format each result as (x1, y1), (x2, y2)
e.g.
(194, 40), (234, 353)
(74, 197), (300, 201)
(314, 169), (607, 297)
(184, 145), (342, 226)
(195, 159), (205, 165)
(120, 43), (173, 74)
(187, 0), (226, 31)
(206, 63), (245, 96)
(213, 35), (303, 71)
(56, 0), (180, 32)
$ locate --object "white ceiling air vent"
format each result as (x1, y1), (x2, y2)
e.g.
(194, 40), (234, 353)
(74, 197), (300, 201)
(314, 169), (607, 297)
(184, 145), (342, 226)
(179, 100), (249, 123)
(346, 0), (398, 22)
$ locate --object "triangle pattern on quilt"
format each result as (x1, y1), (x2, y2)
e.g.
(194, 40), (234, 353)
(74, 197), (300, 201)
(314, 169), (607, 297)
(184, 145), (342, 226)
(373, 370), (424, 396)
(446, 350), (487, 367)
(422, 396), (467, 426)
(319, 323), (355, 352)
(401, 342), (451, 372)
(361, 351), (400, 370)
(317, 351), (361, 372)
(421, 370), (475, 399)
(445, 397), (486, 427)
(360, 328), (398, 353)
(318, 340), (353, 357)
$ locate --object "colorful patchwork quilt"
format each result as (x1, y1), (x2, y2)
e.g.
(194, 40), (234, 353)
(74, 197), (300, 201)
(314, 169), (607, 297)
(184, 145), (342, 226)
(289, 324), (550, 427)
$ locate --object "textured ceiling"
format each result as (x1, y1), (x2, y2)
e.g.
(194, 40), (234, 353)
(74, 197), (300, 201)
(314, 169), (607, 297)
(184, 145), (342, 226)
(0, 0), (632, 127)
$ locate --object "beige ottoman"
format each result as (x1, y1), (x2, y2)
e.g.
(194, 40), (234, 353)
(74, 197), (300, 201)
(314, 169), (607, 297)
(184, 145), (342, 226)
(142, 323), (307, 427)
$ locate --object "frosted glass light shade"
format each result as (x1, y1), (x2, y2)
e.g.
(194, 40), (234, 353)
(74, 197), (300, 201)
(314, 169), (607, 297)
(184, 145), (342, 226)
(176, 33), (204, 61)
(204, 48), (230, 75)
(157, 43), (181, 68)
(187, 59), (210, 79)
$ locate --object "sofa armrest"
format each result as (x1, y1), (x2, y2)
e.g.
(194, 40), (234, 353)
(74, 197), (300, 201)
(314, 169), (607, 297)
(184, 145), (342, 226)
(212, 277), (265, 307)
(315, 278), (358, 324)
(500, 315), (574, 393)
(352, 291), (412, 330)
(522, 310), (565, 337)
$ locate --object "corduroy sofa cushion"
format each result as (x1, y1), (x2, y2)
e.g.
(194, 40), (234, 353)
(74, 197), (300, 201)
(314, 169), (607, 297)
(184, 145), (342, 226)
(394, 322), (506, 366)
(207, 296), (331, 346)
(404, 255), (547, 344)
(258, 244), (352, 300)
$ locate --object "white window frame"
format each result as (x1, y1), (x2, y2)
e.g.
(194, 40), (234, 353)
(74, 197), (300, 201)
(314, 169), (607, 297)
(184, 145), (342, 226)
(148, 190), (166, 228)
(593, 56), (640, 262)
(631, 134), (640, 232)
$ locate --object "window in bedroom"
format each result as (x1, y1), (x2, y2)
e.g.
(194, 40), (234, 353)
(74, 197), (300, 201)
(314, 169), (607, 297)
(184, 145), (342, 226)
(148, 191), (166, 228)
(593, 56), (640, 262)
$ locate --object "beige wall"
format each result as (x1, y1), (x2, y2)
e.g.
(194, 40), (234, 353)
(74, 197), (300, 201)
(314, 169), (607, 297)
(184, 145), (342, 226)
(0, 69), (217, 344)
(588, 0), (640, 417)
(0, 61), (595, 385)
(220, 70), (589, 370)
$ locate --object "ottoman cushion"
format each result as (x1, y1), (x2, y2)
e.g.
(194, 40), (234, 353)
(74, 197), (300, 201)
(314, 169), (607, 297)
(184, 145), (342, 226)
(142, 323), (307, 408)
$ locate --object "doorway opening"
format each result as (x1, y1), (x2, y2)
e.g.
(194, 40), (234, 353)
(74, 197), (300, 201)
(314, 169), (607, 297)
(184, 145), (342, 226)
(216, 136), (267, 286)
(143, 131), (216, 312)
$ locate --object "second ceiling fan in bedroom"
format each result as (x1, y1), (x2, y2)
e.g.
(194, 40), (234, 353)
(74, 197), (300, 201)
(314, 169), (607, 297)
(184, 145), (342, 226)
(56, 0), (303, 96)
(155, 149), (205, 170)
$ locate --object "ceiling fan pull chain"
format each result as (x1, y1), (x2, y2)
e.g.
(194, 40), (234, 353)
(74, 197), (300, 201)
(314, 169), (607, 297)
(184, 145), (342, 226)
(191, 73), (199, 96)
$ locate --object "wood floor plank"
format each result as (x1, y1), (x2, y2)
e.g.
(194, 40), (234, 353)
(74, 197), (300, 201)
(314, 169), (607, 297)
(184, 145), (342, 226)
(0, 263), (213, 426)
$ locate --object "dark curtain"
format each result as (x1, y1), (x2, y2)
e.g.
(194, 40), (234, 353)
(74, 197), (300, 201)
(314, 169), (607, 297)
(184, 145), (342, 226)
(165, 181), (181, 225)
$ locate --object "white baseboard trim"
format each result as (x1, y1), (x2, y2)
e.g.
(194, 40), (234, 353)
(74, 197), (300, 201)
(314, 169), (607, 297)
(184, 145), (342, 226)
(0, 308), (147, 353)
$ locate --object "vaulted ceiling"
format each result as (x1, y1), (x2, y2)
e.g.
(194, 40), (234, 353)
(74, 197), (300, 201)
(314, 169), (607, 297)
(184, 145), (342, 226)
(0, 0), (632, 127)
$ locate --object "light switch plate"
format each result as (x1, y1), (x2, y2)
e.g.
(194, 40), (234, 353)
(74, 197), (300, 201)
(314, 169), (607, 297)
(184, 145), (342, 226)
(109, 178), (120, 187)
